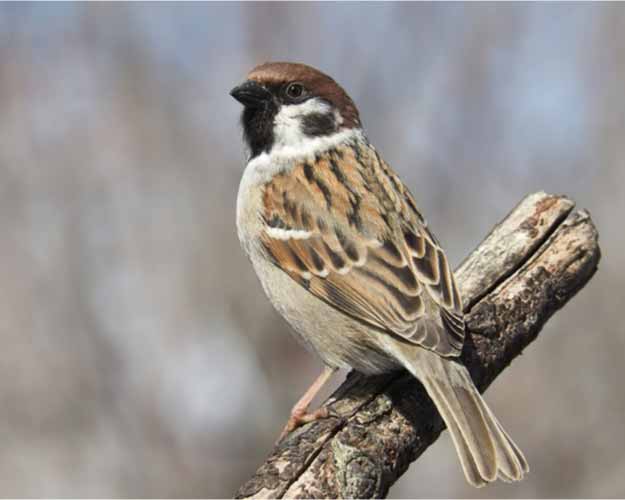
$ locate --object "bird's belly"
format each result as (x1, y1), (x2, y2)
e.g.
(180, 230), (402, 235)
(236, 159), (399, 374)
(251, 256), (401, 375)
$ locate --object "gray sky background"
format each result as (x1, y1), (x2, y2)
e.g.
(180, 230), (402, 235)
(0, 3), (622, 497)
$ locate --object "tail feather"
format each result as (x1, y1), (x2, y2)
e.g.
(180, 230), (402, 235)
(395, 347), (529, 487)
(422, 371), (491, 487)
(481, 402), (529, 481)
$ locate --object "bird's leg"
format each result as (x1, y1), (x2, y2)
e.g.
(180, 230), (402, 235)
(279, 366), (337, 440)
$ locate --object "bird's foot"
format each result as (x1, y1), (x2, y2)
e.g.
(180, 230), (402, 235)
(278, 406), (330, 441)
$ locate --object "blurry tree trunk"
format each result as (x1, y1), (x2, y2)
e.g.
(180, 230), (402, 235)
(235, 191), (600, 499)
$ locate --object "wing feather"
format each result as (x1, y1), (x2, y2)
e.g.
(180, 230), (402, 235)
(260, 142), (465, 357)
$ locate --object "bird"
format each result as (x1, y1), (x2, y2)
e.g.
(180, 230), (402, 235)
(230, 62), (528, 487)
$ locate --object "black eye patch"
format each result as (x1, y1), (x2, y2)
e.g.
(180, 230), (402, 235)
(301, 112), (336, 137)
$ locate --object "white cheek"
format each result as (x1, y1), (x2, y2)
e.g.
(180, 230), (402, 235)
(273, 98), (332, 148)
(334, 109), (344, 126)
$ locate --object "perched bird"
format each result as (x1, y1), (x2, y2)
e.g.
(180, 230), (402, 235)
(231, 62), (528, 487)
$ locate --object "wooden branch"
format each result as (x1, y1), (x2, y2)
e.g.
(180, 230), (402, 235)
(236, 192), (601, 499)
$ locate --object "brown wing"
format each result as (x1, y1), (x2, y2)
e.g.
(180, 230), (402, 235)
(260, 141), (465, 357)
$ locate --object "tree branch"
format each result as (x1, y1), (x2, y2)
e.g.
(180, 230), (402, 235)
(235, 192), (601, 499)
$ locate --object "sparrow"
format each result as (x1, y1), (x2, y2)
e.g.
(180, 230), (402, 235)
(231, 62), (528, 487)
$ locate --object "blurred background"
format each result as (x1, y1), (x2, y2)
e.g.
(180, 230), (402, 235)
(0, 2), (622, 498)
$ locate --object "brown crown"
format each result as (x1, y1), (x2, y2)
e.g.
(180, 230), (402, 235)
(247, 62), (361, 129)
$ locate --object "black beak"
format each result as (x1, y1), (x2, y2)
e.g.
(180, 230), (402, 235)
(230, 81), (272, 108)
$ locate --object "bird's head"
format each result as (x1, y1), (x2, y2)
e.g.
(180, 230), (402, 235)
(230, 62), (361, 158)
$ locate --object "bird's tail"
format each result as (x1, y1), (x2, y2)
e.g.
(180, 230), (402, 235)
(396, 347), (528, 487)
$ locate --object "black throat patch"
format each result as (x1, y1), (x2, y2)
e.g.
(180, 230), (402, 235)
(241, 104), (277, 159)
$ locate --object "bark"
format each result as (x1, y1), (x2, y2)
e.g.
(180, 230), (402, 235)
(235, 191), (601, 499)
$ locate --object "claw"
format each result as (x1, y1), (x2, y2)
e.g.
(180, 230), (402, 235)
(275, 366), (337, 443)
(278, 406), (330, 441)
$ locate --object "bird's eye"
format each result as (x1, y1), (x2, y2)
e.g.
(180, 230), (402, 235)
(285, 83), (306, 101)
